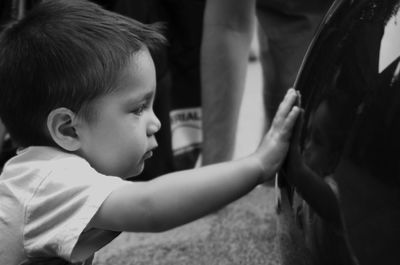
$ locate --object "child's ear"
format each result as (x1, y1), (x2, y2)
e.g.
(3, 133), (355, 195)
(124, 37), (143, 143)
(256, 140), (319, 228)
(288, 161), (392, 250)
(47, 107), (81, 151)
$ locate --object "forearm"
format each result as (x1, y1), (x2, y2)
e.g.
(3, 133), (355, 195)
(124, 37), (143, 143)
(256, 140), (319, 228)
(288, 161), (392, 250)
(201, 0), (256, 165)
(143, 157), (261, 231)
(94, 156), (262, 232)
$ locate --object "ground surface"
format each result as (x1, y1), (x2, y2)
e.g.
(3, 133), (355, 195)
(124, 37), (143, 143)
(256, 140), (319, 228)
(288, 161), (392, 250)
(94, 186), (280, 265)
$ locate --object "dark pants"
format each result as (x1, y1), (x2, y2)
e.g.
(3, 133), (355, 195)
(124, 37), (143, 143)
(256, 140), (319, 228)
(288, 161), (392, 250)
(256, 0), (333, 122)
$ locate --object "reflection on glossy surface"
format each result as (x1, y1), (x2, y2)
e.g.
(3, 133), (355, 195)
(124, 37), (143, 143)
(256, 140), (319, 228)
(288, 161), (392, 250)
(281, 0), (400, 264)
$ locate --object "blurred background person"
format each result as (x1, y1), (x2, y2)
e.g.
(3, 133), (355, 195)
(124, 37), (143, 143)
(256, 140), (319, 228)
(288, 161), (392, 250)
(201, 0), (333, 165)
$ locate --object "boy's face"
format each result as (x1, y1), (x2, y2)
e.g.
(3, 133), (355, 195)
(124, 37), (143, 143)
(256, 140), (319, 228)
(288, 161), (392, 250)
(77, 49), (160, 178)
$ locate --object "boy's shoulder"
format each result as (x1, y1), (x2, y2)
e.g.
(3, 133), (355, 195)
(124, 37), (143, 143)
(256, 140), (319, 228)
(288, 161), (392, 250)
(3, 146), (87, 177)
(0, 146), (89, 197)
(1, 146), (116, 196)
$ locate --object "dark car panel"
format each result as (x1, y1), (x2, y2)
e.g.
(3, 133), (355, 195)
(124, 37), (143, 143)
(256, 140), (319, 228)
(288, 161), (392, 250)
(280, 0), (400, 264)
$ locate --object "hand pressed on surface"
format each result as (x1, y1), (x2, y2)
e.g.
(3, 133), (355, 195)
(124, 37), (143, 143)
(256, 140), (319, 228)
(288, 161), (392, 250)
(252, 88), (302, 184)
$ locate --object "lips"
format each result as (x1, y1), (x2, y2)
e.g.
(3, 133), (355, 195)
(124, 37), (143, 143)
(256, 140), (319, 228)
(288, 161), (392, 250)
(143, 139), (158, 161)
(143, 144), (157, 160)
(143, 150), (153, 160)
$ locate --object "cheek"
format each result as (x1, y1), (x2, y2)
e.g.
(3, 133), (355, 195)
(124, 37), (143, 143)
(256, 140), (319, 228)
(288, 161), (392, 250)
(117, 123), (148, 159)
(105, 117), (142, 143)
(91, 117), (149, 174)
(122, 121), (147, 145)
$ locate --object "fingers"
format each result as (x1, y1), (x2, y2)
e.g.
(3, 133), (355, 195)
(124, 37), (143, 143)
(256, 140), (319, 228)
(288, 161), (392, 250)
(283, 106), (302, 134)
(275, 88), (299, 119)
(272, 88), (301, 130)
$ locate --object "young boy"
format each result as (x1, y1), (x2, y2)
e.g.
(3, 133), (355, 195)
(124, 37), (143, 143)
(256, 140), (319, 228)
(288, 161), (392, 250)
(0, 0), (301, 264)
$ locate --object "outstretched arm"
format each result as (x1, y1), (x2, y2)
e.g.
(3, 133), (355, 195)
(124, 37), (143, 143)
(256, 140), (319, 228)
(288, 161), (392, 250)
(201, 0), (256, 165)
(90, 89), (301, 233)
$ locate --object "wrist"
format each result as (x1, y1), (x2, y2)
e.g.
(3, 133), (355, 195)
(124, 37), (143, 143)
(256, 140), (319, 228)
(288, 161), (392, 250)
(246, 154), (268, 185)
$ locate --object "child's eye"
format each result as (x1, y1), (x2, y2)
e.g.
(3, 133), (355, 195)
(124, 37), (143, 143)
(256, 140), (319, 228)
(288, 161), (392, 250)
(132, 103), (148, 115)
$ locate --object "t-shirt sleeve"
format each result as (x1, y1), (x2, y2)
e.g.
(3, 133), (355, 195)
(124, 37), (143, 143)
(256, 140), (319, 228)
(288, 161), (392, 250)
(23, 157), (128, 262)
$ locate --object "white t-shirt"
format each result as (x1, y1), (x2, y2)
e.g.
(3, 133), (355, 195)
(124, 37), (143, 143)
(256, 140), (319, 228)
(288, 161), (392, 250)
(0, 146), (128, 264)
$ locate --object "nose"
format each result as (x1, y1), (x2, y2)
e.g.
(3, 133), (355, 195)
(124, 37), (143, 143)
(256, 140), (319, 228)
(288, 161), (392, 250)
(147, 112), (161, 136)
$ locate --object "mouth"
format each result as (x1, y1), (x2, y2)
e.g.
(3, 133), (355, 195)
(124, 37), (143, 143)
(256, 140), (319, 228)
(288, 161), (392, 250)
(143, 150), (153, 160)
(143, 144), (157, 160)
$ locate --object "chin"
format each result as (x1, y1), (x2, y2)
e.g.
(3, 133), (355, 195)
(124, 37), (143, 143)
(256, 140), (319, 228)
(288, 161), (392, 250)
(122, 164), (144, 179)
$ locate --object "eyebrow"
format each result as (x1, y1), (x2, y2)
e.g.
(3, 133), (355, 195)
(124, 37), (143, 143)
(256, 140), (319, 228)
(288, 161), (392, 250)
(141, 89), (155, 101)
(127, 89), (155, 105)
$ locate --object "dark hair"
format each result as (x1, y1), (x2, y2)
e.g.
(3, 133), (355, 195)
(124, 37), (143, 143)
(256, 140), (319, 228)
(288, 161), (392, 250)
(0, 0), (166, 147)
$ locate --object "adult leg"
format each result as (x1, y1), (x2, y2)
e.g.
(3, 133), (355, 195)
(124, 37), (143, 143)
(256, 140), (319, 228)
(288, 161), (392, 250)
(256, 0), (331, 125)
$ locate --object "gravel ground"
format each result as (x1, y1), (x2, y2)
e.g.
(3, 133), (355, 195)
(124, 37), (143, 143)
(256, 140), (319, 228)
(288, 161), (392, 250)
(94, 185), (280, 265)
